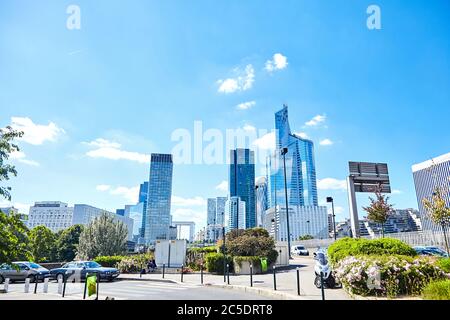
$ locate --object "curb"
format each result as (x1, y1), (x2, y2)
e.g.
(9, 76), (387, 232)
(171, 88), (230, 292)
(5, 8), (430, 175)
(117, 276), (177, 284)
(205, 283), (305, 300)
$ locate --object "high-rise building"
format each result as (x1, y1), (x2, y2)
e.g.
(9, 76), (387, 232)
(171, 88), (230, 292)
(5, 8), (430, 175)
(225, 196), (246, 231)
(267, 105), (318, 208)
(412, 152), (450, 231)
(229, 148), (255, 228)
(28, 201), (74, 232)
(256, 176), (268, 228)
(206, 197), (227, 241)
(216, 197), (227, 226)
(144, 153), (173, 244)
(138, 181), (149, 238)
(73, 204), (134, 241)
(207, 198), (217, 226)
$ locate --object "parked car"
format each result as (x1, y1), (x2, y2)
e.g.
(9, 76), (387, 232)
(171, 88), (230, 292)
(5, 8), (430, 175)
(0, 262), (50, 283)
(414, 246), (449, 258)
(50, 261), (120, 282)
(291, 245), (309, 256)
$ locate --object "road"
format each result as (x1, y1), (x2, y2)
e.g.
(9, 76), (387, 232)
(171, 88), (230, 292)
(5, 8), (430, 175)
(0, 279), (271, 300)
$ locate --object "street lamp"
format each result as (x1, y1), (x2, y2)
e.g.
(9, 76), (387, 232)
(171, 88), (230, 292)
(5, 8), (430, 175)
(281, 147), (292, 259)
(222, 211), (226, 282)
(327, 197), (337, 241)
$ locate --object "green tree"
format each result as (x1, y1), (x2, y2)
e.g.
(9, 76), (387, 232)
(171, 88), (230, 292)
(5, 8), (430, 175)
(77, 212), (128, 259)
(363, 185), (394, 237)
(56, 224), (84, 262)
(423, 187), (450, 256)
(0, 126), (24, 200)
(29, 225), (57, 262)
(0, 210), (31, 264)
(298, 235), (314, 240)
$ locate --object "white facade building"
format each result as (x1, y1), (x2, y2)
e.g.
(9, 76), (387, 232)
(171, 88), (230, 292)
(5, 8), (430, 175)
(263, 206), (328, 241)
(225, 196), (246, 231)
(73, 204), (134, 241)
(28, 201), (74, 232)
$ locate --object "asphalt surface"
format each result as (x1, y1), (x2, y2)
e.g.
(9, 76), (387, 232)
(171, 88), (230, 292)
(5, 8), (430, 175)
(0, 279), (271, 300)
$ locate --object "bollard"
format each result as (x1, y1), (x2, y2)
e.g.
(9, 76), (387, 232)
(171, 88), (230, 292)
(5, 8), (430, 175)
(200, 264), (204, 285)
(162, 264), (165, 279)
(96, 272), (99, 300)
(4, 278), (9, 293)
(24, 278), (30, 293)
(43, 278), (49, 293)
(273, 266), (277, 291)
(62, 274), (67, 298)
(296, 268), (300, 296)
(34, 278), (38, 294)
(250, 264), (253, 287)
(181, 265), (184, 282)
(226, 264), (230, 285)
(320, 272), (325, 301)
(83, 273), (88, 300)
(57, 278), (63, 294)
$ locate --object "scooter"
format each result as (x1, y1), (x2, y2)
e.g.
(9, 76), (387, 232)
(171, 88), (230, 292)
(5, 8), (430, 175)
(313, 251), (336, 289)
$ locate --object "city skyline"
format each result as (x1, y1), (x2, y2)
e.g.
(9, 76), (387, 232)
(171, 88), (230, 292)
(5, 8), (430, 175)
(1, 0), (450, 231)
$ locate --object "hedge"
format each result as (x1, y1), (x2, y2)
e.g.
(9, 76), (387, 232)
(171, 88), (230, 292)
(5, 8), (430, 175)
(94, 255), (126, 268)
(327, 237), (417, 265)
(422, 280), (450, 300)
(437, 258), (450, 273)
(205, 253), (233, 274)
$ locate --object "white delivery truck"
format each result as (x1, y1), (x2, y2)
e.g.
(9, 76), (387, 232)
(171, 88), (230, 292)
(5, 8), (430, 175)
(154, 240), (187, 268)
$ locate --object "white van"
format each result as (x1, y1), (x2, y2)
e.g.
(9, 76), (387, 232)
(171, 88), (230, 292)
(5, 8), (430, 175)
(291, 245), (309, 256)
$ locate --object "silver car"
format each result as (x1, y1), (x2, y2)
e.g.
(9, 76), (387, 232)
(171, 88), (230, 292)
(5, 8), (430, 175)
(0, 262), (50, 283)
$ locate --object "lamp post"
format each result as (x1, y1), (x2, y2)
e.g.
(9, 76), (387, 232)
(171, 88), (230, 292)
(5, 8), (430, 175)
(281, 147), (292, 259)
(327, 197), (337, 241)
(222, 211), (226, 282)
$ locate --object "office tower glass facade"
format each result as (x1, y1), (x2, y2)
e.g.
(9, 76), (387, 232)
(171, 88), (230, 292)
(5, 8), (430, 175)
(225, 196), (246, 231)
(256, 176), (268, 227)
(207, 198), (217, 225)
(216, 197), (227, 226)
(145, 154), (173, 244)
(138, 181), (149, 238)
(267, 105), (318, 208)
(412, 152), (450, 231)
(229, 148), (256, 228)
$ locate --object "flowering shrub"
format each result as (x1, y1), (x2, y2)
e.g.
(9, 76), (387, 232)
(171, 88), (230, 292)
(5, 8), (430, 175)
(116, 253), (154, 273)
(334, 255), (448, 298)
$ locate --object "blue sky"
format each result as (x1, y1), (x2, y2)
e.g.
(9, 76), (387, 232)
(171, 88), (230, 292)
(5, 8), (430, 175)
(1, 0), (449, 232)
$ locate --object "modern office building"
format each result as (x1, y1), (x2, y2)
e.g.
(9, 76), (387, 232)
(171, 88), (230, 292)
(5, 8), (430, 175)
(229, 148), (255, 229)
(263, 206), (328, 240)
(256, 176), (269, 228)
(225, 196), (246, 231)
(267, 105), (318, 208)
(138, 181), (149, 238)
(206, 197), (227, 242)
(207, 198), (217, 226)
(124, 203), (145, 238)
(412, 152), (450, 231)
(73, 204), (134, 241)
(28, 201), (74, 232)
(144, 153), (173, 244)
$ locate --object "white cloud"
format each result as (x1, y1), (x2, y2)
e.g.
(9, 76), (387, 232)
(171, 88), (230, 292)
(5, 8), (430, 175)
(319, 139), (334, 146)
(327, 206), (344, 215)
(253, 131), (276, 151)
(96, 184), (111, 191)
(85, 138), (150, 164)
(172, 208), (205, 227)
(217, 64), (255, 93)
(305, 114), (326, 127)
(10, 151), (40, 166)
(265, 53), (288, 72)
(317, 178), (347, 191)
(392, 189), (402, 194)
(243, 124), (256, 132)
(96, 185), (139, 203)
(236, 101), (256, 110)
(215, 181), (228, 192)
(10, 117), (65, 145)
(172, 196), (206, 207)
(293, 132), (309, 139)
(0, 200), (31, 214)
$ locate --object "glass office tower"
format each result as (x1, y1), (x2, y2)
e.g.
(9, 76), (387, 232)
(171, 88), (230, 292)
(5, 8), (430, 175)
(229, 148), (256, 229)
(138, 181), (149, 238)
(267, 105), (318, 208)
(144, 154), (173, 244)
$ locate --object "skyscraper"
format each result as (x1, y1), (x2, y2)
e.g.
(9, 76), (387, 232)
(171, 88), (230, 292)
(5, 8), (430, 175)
(138, 181), (149, 238)
(412, 152), (450, 231)
(207, 198), (217, 226)
(225, 196), (246, 231)
(256, 176), (268, 228)
(144, 153), (173, 244)
(229, 148), (256, 229)
(267, 105), (318, 208)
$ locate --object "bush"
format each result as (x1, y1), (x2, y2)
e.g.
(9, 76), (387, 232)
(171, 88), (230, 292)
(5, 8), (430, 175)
(94, 255), (126, 268)
(334, 255), (447, 298)
(328, 237), (417, 265)
(233, 256), (261, 269)
(437, 258), (450, 273)
(116, 253), (154, 273)
(205, 253), (233, 274)
(422, 280), (450, 300)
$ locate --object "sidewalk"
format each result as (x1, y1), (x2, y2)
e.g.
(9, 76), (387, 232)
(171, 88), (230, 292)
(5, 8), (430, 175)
(119, 257), (351, 300)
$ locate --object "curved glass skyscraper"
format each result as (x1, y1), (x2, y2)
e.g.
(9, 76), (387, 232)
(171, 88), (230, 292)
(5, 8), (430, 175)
(267, 105), (318, 208)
